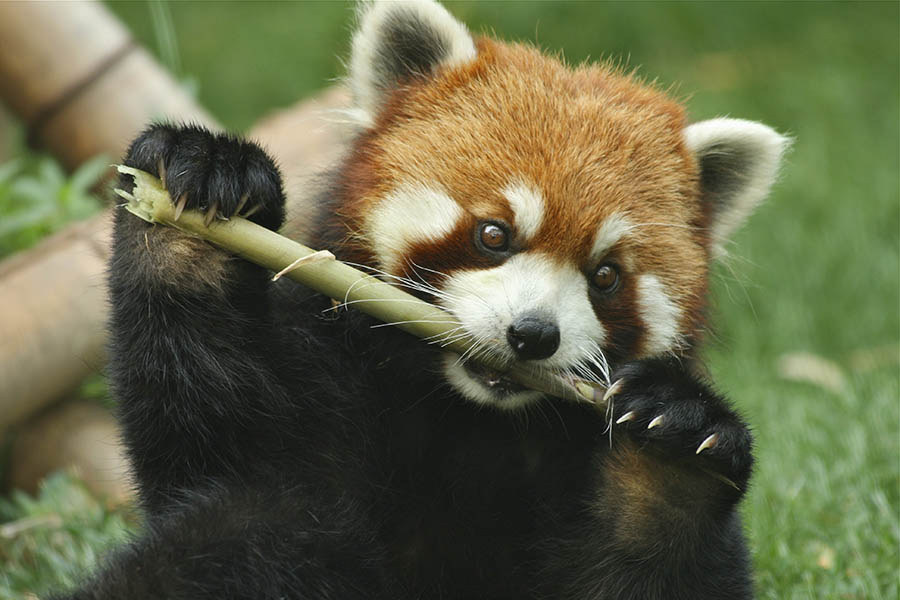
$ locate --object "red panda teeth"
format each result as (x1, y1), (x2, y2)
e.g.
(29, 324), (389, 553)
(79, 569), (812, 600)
(463, 361), (527, 393)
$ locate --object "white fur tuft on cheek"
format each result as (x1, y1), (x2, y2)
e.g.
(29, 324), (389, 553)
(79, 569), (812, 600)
(636, 274), (684, 356)
(365, 184), (463, 274)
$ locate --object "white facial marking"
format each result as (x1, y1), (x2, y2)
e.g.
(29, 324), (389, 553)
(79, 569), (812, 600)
(366, 184), (463, 273)
(503, 181), (545, 241)
(590, 213), (635, 259)
(636, 274), (683, 355)
(440, 253), (608, 408)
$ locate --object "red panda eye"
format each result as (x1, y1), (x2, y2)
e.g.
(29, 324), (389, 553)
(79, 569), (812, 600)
(591, 264), (620, 293)
(478, 222), (509, 252)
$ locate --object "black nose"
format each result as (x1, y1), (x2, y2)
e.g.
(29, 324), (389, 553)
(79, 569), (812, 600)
(507, 314), (560, 360)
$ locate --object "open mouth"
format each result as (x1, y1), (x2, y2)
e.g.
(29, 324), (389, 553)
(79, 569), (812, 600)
(462, 361), (528, 395)
(443, 353), (547, 409)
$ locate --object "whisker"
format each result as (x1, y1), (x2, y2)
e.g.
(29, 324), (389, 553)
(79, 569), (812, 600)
(370, 319), (463, 329)
(325, 297), (452, 312)
(422, 325), (466, 342)
(438, 332), (476, 348)
(454, 331), (496, 367)
(629, 221), (704, 231)
(454, 343), (481, 367)
(409, 260), (451, 281)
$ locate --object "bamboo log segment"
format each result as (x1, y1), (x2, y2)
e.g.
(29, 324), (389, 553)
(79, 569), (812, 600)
(0, 1), (213, 429)
(7, 401), (132, 504)
(0, 217), (111, 429)
(0, 1), (216, 170)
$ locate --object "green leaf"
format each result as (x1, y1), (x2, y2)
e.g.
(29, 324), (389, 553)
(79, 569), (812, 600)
(36, 157), (65, 189)
(9, 177), (55, 207)
(0, 159), (22, 184)
(0, 205), (56, 237)
(69, 155), (110, 195)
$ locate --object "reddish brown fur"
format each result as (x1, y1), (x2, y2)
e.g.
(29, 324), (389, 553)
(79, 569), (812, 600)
(328, 37), (713, 355)
(594, 439), (725, 555)
(118, 219), (230, 293)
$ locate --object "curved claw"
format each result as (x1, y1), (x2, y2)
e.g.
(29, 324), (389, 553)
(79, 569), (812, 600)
(173, 193), (188, 221)
(615, 410), (637, 424)
(696, 433), (719, 455)
(603, 378), (625, 404)
(647, 415), (665, 429)
(236, 192), (250, 215)
(157, 158), (167, 189)
(203, 201), (219, 227)
(242, 203), (262, 219)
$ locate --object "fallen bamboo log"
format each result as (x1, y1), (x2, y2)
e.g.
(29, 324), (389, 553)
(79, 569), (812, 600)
(0, 1), (216, 170)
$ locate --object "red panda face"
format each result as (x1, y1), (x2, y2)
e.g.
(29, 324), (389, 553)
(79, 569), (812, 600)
(329, 0), (788, 409)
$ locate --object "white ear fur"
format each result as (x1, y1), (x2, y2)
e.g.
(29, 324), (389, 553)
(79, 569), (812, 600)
(350, 0), (476, 122)
(684, 118), (790, 257)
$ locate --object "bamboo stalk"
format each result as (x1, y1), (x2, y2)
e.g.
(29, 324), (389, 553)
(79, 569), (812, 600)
(115, 166), (605, 407)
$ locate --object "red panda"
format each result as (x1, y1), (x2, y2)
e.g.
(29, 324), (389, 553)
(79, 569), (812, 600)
(56, 1), (788, 599)
(322, 0), (787, 409)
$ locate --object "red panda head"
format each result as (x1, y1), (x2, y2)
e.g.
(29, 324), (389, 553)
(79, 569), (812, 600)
(324, 0), (788, 409)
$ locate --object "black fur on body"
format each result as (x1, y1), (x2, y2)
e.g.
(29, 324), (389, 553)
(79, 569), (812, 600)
(51, 124), (755, 600)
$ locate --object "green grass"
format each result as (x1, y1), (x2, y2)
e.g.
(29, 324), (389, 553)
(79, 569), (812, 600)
(0, 473), (133, 597)
(1, 1), (897, 598)
(0, 155), (107, 259)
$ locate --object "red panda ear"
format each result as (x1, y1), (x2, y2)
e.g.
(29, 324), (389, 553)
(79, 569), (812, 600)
(349, 0), (476, 123)
(685, 118), (791, 257)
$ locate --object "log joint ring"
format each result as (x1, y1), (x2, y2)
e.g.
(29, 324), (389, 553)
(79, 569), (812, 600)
(26, 39), (138, 149)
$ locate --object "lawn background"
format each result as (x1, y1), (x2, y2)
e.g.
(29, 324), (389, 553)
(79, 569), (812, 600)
(1, 1), (897, 598)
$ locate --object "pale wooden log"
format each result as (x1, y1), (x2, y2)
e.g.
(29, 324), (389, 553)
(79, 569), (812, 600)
(0, 0), (211, 427)
(249, 86), (351, 242)
(0, 1), (130, 123)
(0, 0), (216, 170)
(0, 217), (111, 429)
(8, 401), (132, 505)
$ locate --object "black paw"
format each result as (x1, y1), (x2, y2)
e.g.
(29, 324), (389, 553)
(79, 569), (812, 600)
(121, 123), (286, 231)
(605, 358), (753, 488)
